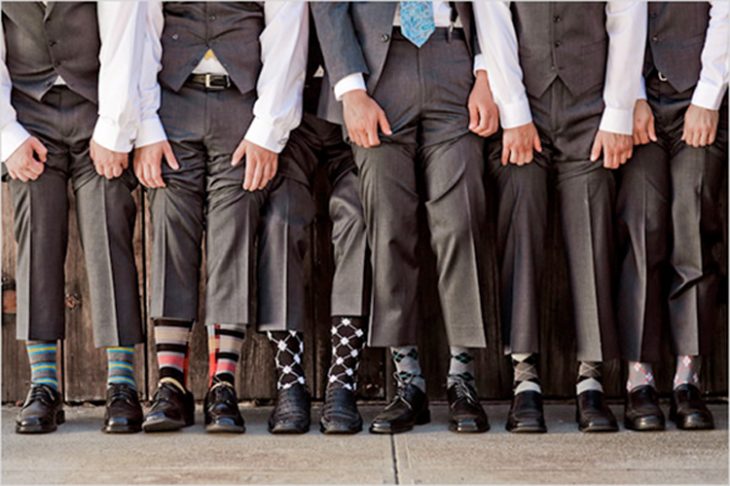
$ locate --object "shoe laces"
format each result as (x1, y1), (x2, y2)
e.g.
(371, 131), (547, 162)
(26, 384), (55, 407)
(451, 379), (478, 405)
(209, 381), (236, 405)
(108, 383), (138, 406)
(387, 373), (414, 411)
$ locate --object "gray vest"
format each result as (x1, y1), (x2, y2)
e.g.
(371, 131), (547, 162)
(511, 2), (607, 98)
(644, 2), (710, 94)
(159, 2), (264, 95)
(1, 2), (100, 103)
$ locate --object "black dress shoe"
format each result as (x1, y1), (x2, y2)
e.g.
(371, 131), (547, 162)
(670, 384), (714, 430)
(143, 381), (195, 432)
(103, 384), (143, 433)
(268, 383), (311, 434)
(320, 386), (363, 434)
(624, 385), (665, 431)
(506, 391), (546, 433)
(204, 378), (245, 433)
(576, 389), (618, 433)
(16, 384), (65, 434)
(447, 380), (489, 433)
(370, 377), (430, 434)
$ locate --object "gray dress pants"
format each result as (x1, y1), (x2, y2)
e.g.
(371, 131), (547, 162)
(616, 72), (728, 361)
(352, 30), (488, 348)
(6, 87), (143, 347)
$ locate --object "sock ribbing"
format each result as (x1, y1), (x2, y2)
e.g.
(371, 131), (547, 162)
(27, 341), (59, 391)
(106, 346), (136, 390)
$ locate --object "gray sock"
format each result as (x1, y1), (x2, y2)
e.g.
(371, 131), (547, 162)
(627, 361), (655, 392)
(577, 361), (603, 394)
(674, 355), (701, 389)
(390, 346), (426, 393)
(512, 353), (542, 395)
(447, 346), (476, 388)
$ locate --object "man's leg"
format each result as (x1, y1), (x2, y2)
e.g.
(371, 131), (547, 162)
(666, 104), (727, 430)
(616, 139), (670, 432)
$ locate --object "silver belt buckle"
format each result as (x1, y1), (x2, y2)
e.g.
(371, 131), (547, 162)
(658, 72), (668, 82)
(204, 73), (214, 89)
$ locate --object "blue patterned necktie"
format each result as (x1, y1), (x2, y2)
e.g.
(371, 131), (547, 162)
(400, 1), (436, 48)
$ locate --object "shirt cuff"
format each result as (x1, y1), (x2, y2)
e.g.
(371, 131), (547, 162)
(135, 116), (168, 148)
(244, 116), (289, 154)
(92, 117), (136, 153)
(691, 80), (726, 111)
(599, 106), (634, 135)
(334, 73), (366, 101)
(1, 121), (31, 163)
(496, 96), (533, 129)
(473, 54), (487, 74)
(637, 76), (647, 100)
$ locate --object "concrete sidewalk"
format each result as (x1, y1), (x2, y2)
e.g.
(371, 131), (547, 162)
(2, 403), (727, 484)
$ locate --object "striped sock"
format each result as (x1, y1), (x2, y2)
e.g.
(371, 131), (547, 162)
(106, 346), (137, 390)
(154, 319), (193, 391)
(207, 324), (246, 386)
(27, 341), (59, 391)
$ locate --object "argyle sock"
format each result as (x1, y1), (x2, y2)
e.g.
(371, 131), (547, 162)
(627, 361), (656, 392)
(208, 324), (246, 386)
(674, 355), (701, 389)
(447, 346), (476, 388)
(106, 346), (136, 390)
(390, 345), (426, 393)
(267, 331), (306, 390)
(327, 316), (367, 392)
(154, 319), (193, 391)
(577, 361), (604, 394)
(512, 353), (542, 395)
(27, 341), (59, 391)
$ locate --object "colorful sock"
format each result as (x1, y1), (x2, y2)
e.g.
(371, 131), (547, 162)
(208, 324), (246, 386)
(327, 316), (366, 392)
(267, 331), (306, 390)
(447, 346), (476, 388)
(674, 355), (701, 389)
(390, 345), (426, 393)
(512, 353), (542, 395)
(577, 361), (604, 394)
(106, 346), (136, 390)
(627, 361), (655, 392)
(27, 341), (59, 391)
(154, 319), (193, 391)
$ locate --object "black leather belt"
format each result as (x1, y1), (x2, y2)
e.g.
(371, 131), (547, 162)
(187, 73), (232, 90)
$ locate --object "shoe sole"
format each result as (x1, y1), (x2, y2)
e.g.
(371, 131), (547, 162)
(579, 424), (618, 433)
(319, 420), (363, 435)
(206, 423), (246, 434)
(369, 409), (431, 434)
(103, 424), (142, 434)
(268, 425), (310, 434)
(624, 417), (665, 432)
(16, 410), (65, 434)
(449, 420), (490, 433)
(142, 418), (188, 432)
(506, 424), (547, 434)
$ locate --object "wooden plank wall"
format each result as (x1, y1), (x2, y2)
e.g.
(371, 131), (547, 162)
(1, 169), (727, 404)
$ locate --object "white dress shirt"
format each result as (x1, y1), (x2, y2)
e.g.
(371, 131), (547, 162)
(0, 1), (147, 162)
(473, 1), (647, 135)
(137, 1), (308, 154)
(638, 1), (729, 111)
(334, 2), (487, 101)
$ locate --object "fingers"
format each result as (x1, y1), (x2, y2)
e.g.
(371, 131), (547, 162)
(377, 109), (392, 136)
(243, 158), (256, 190)
(590, 136), (602, 162)
(473, 107), (491, 137)
(501, 142), (510, 166)
(231, 142), (246, 167)
(163, 142), (180, 170)
(533, 133), (543, 153)
(364, 120), (380, 147)
(30, 138), (48, 163)
(468, 102), (479, 132)
(261, 158), (278, 189)
(708, 127), (717, 146)
(647, 118), (657, 143)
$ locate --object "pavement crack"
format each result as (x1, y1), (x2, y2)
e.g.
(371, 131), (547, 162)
(390, 435), (400, 484)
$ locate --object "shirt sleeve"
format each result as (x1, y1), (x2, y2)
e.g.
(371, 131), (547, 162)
(135, 0), (167, 148)
(599, 1), (647, 135)
(244, 1), (309, 154)
(691, 1), (729, 110)
(93, 1), (147, 152)
(0, 0), (31, 163)
(472, 1), (533, 129)
(334, 72), (366, 101)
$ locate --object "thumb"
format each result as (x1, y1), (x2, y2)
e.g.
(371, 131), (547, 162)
(163, 142), (180, 170)
(378, 109), (392, 136)
(590, 135), (602, 162)
(231, 141), (246, 167)
(32, 138), (48, 162)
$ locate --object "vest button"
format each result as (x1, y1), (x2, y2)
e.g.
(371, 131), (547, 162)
(381, 33), (390, 43)
(652, 35), (659, 42)
(554, 40), (561, 48)
(553, 15), (561, 22)
(48, 40), (57, 47)
(209, 15), (216, 21)
(172, 33), (179, 41)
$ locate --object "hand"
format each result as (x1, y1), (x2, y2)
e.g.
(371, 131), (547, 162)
(342, 90), (392, 148)
(682, 104), (719, 147)
(633, 99), (657, 146)
(231, 140), (278, 191)
(501, 122), (542, 166)
(468, 71), (499, 138)
(133, 140), (179, 189)
(591, 130), (633, 169)
(5, 136), (47, 182)
(90, 139), (129, 180)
